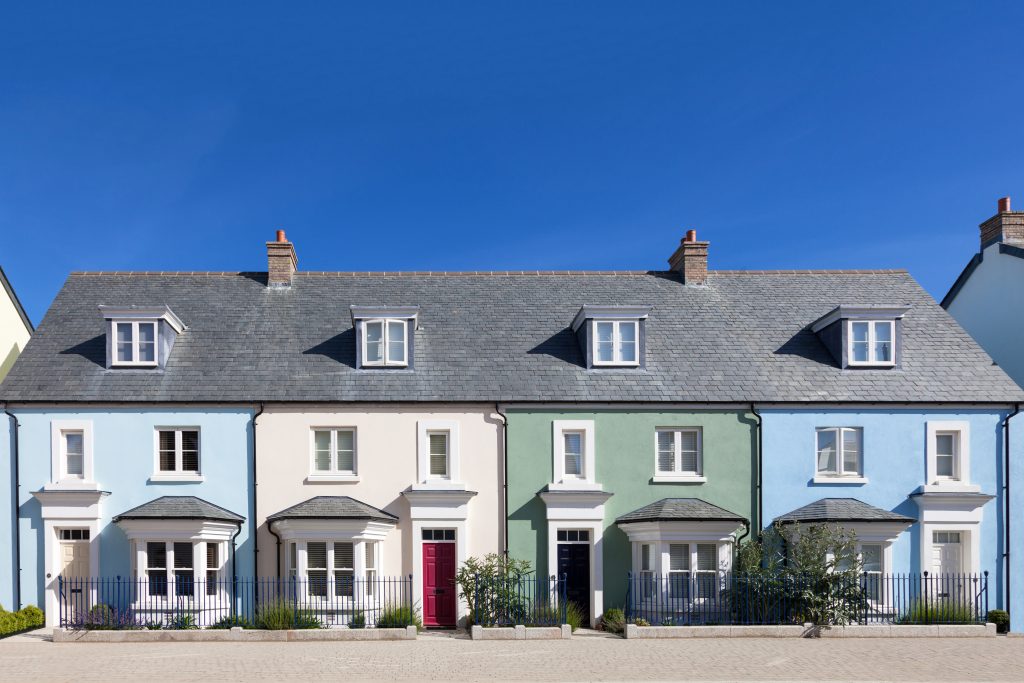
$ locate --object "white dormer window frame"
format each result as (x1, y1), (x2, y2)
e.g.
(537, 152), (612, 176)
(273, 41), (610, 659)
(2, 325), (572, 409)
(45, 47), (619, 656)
(550, 420), (598, 490)
(592, 320), (640, 367)
(846, 320), (896, 367)
(361, 318), (408, 368)
(112, 320), (159, 367)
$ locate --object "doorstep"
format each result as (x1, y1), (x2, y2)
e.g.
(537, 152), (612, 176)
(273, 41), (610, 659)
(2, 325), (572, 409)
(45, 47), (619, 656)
(470, 625), (571, 640)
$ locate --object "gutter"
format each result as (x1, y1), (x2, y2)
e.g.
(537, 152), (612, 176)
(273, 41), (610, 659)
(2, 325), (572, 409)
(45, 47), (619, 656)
(2, 403), (21, 609)
(750, 403), (763, 538)
(1004, 403), (1020, 627)
(494, 403), (509, 557)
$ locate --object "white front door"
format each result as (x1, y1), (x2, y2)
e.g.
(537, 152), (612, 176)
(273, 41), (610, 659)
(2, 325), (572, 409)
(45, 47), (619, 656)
(932, 531), (963, 574)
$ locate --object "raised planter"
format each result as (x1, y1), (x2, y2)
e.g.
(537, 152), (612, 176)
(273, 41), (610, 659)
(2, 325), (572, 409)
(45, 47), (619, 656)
(52, 626), (418, 642)
(470, 625), (571, 640)
(624, 623), (997, 639)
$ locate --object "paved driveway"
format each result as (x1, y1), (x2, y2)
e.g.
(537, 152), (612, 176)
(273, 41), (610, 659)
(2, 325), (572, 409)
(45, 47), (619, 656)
(3, 629), (1022, 682)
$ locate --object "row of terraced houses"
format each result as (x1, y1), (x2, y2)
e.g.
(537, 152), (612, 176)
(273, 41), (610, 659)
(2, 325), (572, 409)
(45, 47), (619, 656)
(3, 201), (1024, 632)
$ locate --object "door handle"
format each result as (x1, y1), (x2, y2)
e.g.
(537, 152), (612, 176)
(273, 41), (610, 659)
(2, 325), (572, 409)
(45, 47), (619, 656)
(435, 589), (444, 595)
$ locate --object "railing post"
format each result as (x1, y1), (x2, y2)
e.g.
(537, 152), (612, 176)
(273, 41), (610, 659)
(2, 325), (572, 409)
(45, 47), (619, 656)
(983, 570), (989, 622)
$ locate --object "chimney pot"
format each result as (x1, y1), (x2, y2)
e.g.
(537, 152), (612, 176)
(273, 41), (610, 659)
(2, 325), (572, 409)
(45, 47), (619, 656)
(276, 229), (287, 243)
(685, 229), (697, 243)
(999, 197), (1011, 213)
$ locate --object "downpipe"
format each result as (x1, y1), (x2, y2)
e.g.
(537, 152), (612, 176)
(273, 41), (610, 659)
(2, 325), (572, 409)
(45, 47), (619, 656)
(1003, 403), (1020, 627)
(3, 403), (21, 609)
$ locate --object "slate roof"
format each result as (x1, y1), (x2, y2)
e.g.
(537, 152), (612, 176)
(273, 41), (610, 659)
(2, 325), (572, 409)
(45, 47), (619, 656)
(616, 498), (747, 524)
(774, 498), (915, 524)
(112, 496), (244, 523)
(2, 268), (1022, 403)
(266, 496), (398, 523)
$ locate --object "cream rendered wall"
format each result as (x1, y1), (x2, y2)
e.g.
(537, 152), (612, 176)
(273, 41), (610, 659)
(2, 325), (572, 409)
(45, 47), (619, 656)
(255, 405), (504, 578)
(0, 277), (32, 383)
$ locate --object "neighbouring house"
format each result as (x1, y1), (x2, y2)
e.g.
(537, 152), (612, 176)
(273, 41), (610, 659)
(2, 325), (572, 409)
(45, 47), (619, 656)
(0, 265), (33, 383)
(942, 196), (1024, 389)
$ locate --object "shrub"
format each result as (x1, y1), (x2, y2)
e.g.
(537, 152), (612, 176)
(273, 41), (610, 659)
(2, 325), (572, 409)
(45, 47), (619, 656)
(166, 613), (199, 630)
(987, 609), (1010, 634)
(601, 607), (625, 634)
(209, 615), (254, 630)
(0, 611), (27, 637)
(454, 554), (534, 627)
(564, 602), (586, 632)
(377, 603), (422, 630)
(524, 603), (560, 627)
(348, 610), (366, 629)
(19, 605), (44, 628)
(254, 601), (323, 630)
(632, 617), (650, 627)
(900, 599), (977, 625)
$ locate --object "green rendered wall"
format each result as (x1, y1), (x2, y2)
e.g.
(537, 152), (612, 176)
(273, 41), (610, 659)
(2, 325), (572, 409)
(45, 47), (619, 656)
(506, 409), (757, 610)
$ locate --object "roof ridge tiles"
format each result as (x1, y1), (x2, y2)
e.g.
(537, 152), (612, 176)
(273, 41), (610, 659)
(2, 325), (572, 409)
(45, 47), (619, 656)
(68, 268), (909, 277)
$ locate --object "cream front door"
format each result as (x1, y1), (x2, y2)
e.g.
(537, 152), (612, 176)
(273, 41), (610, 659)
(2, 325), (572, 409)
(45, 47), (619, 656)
(60, 537), (91, 621)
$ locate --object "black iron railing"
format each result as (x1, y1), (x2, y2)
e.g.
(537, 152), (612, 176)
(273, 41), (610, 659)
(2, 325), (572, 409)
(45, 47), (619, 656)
(624, 571), (989, 626)
(471, 574), (567, 626)
(58, 575), (414, 630)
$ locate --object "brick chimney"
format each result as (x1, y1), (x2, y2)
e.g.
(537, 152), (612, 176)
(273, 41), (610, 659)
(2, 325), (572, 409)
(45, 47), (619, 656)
(668, 229), (709, 285)
(979, 196), (1024, 249)
(267, 229), (298, 287)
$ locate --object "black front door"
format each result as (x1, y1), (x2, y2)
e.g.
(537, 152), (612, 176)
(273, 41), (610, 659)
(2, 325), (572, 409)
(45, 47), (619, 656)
(557, 543), (590, 618)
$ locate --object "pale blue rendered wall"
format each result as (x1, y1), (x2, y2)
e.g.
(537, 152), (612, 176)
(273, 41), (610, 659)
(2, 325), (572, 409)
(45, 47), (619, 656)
(946, 244), (1024, 389)
(7, 407), (253, 610)
(1, 414), (14, 609)
(762, 408), (1008, 610)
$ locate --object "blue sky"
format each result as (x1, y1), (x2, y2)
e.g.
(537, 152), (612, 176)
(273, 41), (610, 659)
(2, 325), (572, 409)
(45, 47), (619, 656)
(3, 2), (1024, 324)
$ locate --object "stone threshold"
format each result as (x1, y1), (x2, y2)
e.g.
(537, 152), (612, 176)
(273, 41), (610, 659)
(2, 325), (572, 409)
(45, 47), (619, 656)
(53, 626), (418, 642)
(624, 623), (997, 639)
(470, 625), (572, 640)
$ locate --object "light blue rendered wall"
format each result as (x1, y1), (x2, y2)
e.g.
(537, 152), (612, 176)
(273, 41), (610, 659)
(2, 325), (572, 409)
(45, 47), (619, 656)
(1, 414), (14, 609)
(761, 408), (1008, 610)
(946, 244), (1024, 389)
(6, 407), (253, 610)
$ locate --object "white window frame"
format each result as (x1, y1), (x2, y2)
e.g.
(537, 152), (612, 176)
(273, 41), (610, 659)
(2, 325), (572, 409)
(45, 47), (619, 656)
(426, 430), (450, 480)
(653, 428), (705, 483)
(592, 320), (640, 367)
(49, 420), (95, 487)
(150, 428), (203, 482)
(285, 539), (380, 603)
(925, 421), (973, 489)
(111, 320), (159, 367)
(857, 542), (888, 606)
(813, 427), (866, 483)
(361, 318), (408, 368)
(136, 540), (226, 602)
(550, 420), (598, 489)
(415, 420), (462, 488)
(308, 428), (359, 482)
(846, 320), (896, 367)
(629, 539), (730, 605)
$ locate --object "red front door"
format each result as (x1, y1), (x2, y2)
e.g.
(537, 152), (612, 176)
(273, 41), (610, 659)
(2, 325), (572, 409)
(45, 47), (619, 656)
(423, 542), (457, 627)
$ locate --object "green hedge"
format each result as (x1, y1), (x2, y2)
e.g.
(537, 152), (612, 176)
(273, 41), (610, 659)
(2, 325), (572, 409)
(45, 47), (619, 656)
(0, 604), (45, 638)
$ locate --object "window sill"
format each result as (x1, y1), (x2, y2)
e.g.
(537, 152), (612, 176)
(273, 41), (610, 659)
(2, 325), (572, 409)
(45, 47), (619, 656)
(547, 480), (602, 492)
(305, 475), (361, 484)
(652, 475), (707, 484)
(812, 475), (868, 485)
(920, 482), (981, 494)
(148, 474), (205, 483)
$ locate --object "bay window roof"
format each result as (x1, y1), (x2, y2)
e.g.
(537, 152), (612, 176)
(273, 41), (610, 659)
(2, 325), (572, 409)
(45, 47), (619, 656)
(112, 495), (243, 524)
(616, 498), (745, 525)
(267, 496), (398, 523)
(773, 498), (915, 525)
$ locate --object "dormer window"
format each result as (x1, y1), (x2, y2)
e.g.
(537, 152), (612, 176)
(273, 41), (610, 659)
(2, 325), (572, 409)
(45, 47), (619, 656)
(848, 320), (894, 366)
(99, 305), (186, 370)
(594, 320), (639, 366)
(363, 319), (407, 367)
(809, 305), (908, 370)
(571, 305), (651, 369)
(350, 306), (419, 370)
(115, 321), (158, 366)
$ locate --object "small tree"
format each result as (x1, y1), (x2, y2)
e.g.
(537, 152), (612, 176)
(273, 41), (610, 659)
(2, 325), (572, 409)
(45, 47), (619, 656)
(454, 554), (533, 627)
